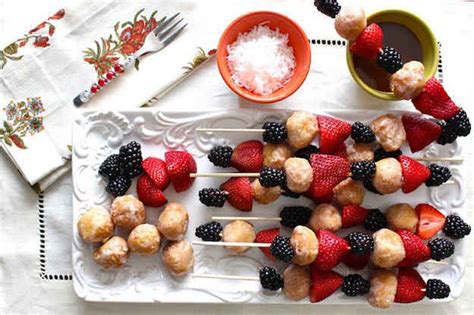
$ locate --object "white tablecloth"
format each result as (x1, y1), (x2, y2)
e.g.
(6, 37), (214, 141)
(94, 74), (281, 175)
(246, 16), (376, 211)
(1, 0), (473, 314)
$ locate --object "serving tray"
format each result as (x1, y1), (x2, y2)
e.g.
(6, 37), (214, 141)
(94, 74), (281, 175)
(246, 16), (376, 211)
(72, 108), (466, 303)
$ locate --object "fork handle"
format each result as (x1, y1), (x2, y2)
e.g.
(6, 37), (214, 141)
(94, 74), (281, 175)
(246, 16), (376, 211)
(73, 55), (137, 106)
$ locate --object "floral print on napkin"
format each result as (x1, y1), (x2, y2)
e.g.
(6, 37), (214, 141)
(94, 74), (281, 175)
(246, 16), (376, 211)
(1, 97), (45, 149)
(0, 9), (65, 69)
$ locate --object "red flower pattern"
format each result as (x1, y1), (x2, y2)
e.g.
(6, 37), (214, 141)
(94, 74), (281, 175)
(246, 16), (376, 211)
(33, 36), (50, 48)
(120, 18), (157, 55)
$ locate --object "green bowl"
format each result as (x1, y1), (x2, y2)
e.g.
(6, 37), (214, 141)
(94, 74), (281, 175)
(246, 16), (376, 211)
(346, 9), (438, 101)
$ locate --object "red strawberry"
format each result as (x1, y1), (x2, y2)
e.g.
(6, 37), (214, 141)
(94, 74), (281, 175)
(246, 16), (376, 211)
(333, 142), (347, 158)
(220, 177), (253, 211)
(317, 115), (352, 154)
(309, 268), (343, 303)
(398, 155), (431, 193)
(305, 154), (350, 202)
(342, 252), (370, 270)
(341, 204), (369, 228)
(230, 140), (263, 172)
(394, 268), (426, 303)
(142, 157), (170, 190)
(136, 174), (167, 207)
(396, 229), (431, 267)
(412, 77), (460, 120)
(313, 230), (350, 270)
(415, 204), (446, 240)
(255, 228), (280, 260)
(350, 23), (384, 60)
(402, 114), (442, 153)
(165, 151), (197, 193)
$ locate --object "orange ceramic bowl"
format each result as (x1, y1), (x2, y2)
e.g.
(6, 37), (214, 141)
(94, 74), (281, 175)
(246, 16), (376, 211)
(217, 11), (311, 104)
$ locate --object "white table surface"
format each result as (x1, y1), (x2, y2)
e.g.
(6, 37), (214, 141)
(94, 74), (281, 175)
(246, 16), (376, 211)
(1, 0), (473, 314)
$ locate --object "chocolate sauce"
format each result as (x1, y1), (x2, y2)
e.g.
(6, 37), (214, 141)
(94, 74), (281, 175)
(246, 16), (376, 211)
(353, 22), (423, 92)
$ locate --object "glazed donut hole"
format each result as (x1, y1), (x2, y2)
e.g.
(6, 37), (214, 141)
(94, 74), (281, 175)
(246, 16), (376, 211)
(284, 157), (313, 193)
(77, 206), (114, 243)
(372, 158), (403, 195)
(156, 202), (189, 241)
(222, 220), (256, 254)
(93, 236), (129, 268)
(162, 240), (195, 277)
(252, 179), (281, 204)
(290, 226), (318, 266)
(368, 269), (397, 309)
(371, 228), (406, 268)
(283, 264), (311, 301)
(286, 111), (319, 149)
(127, 224), (161, 256)
(385, 203), (418, 232)
(110, 195), (146, 231)
(263, 143), (293, 169)
(308, 203), (342, 232)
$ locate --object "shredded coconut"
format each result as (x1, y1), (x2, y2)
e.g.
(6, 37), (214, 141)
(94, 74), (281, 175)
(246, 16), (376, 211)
(226, 23), (296, 95)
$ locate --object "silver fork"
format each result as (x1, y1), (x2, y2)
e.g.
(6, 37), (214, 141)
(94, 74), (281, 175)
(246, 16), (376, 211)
(73, 13), (187, 106)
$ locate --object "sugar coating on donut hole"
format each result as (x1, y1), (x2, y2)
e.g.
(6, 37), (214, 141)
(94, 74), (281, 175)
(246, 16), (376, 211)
(110, 195), (146, 231)
(156, 202), (189, 241)
(93, 236), (129, 268)
(308, 203), (342, 232)
(222, 220), (256, 254)
(390, 61), (425, 100)
(286, 111), (319, 149)
(385, 203), (418, 232)
(263, 143), (293, 169)
(370, 114), (406, 152)
(334, 6), (367, 41)
(127, 224), (161, 255)
(77, 206), (114, 243)
(284, 157), (313, 193)
(162, 240), (195, 277)
(368, 269), (398, 309)
(346, 143), (374, 163)
(371, 228), (406, 268)
(283, 264), (311, 301)
(332, 177), (365, 206)
(372, 158), (403, 195)
(251, 179), (281, 204)
(290, 225), (319, 266)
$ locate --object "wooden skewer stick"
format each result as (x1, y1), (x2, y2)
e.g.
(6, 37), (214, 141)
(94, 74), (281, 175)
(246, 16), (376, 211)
(415, 157), (464, 162)
(192, 273), (259, 281)
(197, 128), (265, 133)
(192, 240), (271, 248)
(212, 216), (281, 222)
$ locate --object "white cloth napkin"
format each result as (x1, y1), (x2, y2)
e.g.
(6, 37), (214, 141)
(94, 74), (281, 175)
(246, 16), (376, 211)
(0, 0), (216, 191)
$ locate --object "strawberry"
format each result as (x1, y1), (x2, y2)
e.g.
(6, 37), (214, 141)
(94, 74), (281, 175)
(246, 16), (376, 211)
(220, 177), (253, 211)
(136, 174), (167, 207)
(394, 268), (426, 303)
(412, 77), (460, 120)
(309, 268), (343, 303)
(396, 229), (431, 267)
(402, 114), (442, 153)
(341, 204), (369, 228)
(230, 140), (263, 172)
(255, 228), (280, 260)
(415, 204), (446, 240)
(317, 115), (352, 154)
(142, 157), (170, 190)
(313, 230), (350, 270)
(305, 154), (350, 202)
(342, 252), (370, 270)
(165, 151), (197, 193)
(398, 155), (431, 193)
(333, 142), (347, 158)
(350, 23), (383, 60)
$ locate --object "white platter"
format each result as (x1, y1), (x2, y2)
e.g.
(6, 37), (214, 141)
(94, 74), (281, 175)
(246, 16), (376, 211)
(72, 108), (466, 303)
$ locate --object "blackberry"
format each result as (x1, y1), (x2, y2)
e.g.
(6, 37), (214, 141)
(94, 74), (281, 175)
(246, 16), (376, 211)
(351, 122), (376, 143)
(377, 46), (403, 74)
(374, 147), (402, 161)
(259, 266), (284, 291)
(195, 221), (223, 241)
(270, 236), (294, 262)
(208, 146), (233, 168)
(199, 188), (228, 207)
(98, 154), (121, 179)
(262, 122), (287, 144)
(346, 232), (374, 255)
(425, 279), (450, 299)
(259, 167), (286, 188)
(428, 238), (455, 261)
(425, 164), (451, 187)
(341, 274), (370, 297)
(445, 108), (471, 137)
(119, 141), (143, 176)
(443, 214), (471, 239)
(350, 161), (376, 182)
(314, 0), (341, 18)
(363, 209), (387, 232)
(105, 176), (131, 197)
(436, 121), (458, 145)
(295, 145), (319, 161)
(363, 178), (381, 195)
(279, 206), (312, 228)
